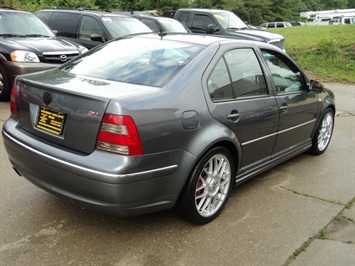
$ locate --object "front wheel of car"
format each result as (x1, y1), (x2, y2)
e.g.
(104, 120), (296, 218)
(0, 64), (11, 101)
(176, 146), (235, 224)
(309, 108), (334, 155)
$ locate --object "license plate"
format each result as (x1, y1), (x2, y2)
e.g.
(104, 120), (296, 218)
(36, 107), (66, 135)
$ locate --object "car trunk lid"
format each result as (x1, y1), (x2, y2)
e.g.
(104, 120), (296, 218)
(13, 69), (158, 154)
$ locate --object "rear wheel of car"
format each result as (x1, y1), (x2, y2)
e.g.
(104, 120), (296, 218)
(0, 64), (11, 101)
(176, 146), (235, 224)
(309, 108), (334, 155)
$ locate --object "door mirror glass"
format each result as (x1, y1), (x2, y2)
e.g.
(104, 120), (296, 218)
(310, 80), (324, 92)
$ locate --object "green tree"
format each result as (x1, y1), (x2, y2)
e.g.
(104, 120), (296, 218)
(320, 0), (348, 9)
(37, 0), (97, 9)
(348, 0), (355, 7)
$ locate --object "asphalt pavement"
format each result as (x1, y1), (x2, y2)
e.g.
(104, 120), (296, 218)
(0, 83), (354, 265)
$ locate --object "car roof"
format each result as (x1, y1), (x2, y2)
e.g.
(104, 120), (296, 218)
(127, 32), (278, 50)
(133, 14), (179, 22)
(37, 8), (133, 18)
(133, 14), (164, 19)
(177, 8), (232, 14)
(0, 8), (31, 14)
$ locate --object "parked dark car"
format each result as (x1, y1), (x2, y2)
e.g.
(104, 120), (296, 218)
(36, 9), (152, 49)
(132, 14), (191, 33)
(2, 34), (335, 224)
(173, 8), (285, 50)
(0, 7), (88, 101)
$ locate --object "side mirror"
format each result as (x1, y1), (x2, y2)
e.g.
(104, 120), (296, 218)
(91, 34), (106, 43)
(206, 24), (219, 34)
(310, 80), (324, 92)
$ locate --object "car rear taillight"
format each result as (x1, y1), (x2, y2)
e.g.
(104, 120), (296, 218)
(96, 114), (143, 156)
(10, 85), (17, 114)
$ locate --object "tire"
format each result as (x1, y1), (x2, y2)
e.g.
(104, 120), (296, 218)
(0, 64), (11, 101)
(309, 108), (334, 155)
(176, 146), (235, 224)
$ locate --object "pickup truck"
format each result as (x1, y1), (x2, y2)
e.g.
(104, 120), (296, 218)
(173, 8), (285, 51)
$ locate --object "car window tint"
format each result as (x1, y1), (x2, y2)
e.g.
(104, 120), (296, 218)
(177, 12), (190, 25)
(208, 58), (233, 101)
(79, 16), (105, 40)
(225, 49), (268, 98)
(276, 22), (284, 28)
(61, 38), (204, 87)
(36, 11), (51, 24)
(192, 15), (215, 33)
(261, 49), (305, 94)
(49, 12), (80, 38)
(141, 18), (160, 32)
(208, 48), (268, 101)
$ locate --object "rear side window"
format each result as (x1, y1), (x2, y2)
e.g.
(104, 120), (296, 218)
(48, 12), (81, 38)
(276, 22), (284, 28)
(208, 48), (268, 101)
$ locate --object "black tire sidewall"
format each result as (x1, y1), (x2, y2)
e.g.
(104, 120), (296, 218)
(0, 64), (11, 101)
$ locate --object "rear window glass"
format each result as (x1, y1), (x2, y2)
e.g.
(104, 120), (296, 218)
(61, 37), (204, 87)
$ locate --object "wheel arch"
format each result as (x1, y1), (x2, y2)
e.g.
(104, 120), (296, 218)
(177, 137), (240, 202)
(310, 104), (335, 141)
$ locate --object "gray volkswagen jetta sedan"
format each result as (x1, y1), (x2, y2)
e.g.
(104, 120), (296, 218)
(2, 34), (335, 224)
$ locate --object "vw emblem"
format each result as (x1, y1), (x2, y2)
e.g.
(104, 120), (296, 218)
(60, 55), (67, 62)
(43, 92), (52, 105)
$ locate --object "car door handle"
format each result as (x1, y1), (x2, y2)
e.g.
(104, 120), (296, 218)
(227, 112), (241, 122)
(279, 104), (288, 113)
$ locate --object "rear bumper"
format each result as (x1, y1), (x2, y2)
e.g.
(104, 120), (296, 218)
(2, 119), (195, 216)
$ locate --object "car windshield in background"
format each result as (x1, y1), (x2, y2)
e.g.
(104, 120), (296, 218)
(61, 37), (204, 87)
(0, 12), (54, 37)
(214, 12), (248, 30)
(158, 18), (189, 33)
(102, 16), (152, 37)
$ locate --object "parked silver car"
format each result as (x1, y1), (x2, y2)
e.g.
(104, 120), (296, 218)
(260, 21), (293, 28)
(2, 34), (335, 224)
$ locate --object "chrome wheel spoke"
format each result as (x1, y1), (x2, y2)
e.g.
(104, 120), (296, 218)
(317, 113), (333, 151)
(195, 153), (231, 217)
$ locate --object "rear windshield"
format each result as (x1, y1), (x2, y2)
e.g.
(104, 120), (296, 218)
(61, 37), (205, 87)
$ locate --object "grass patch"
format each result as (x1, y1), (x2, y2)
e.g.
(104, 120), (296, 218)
(269, 25), (355, 83)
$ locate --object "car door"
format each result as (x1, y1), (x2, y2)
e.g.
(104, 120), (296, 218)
(190, 14), (217, 33)
(205, 47), (279, 173)
(260, 49), (319, 157)
(78, 15), (108, 49)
